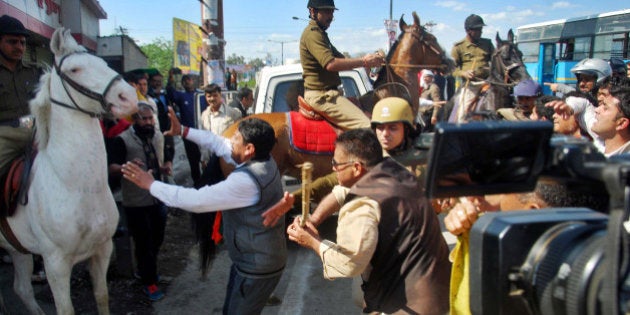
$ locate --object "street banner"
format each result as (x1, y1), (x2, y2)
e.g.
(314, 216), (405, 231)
(173, 18), (203, 75)
(384, 19), (398, 49)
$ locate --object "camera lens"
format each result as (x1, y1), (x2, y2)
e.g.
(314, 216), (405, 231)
(518, 221), (607, 315)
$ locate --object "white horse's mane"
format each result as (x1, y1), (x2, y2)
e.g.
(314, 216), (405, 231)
(29, 28), (87, 150)
(29, 71), (51, 149)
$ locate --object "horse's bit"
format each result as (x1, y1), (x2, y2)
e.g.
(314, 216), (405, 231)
(51, 52), (123, 118)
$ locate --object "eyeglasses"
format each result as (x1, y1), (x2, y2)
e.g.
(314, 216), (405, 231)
(331, 159), (354, 170)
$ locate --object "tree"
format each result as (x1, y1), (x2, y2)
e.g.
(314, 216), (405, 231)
(248, 57), (266, 71)
(140, 38), (173, 81)
(226, 53), (245, 66)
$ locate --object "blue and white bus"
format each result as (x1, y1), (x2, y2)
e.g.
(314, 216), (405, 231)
(516, 9), (630, 94)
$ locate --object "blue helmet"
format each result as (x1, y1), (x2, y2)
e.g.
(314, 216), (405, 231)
(513, 79), (541, 97)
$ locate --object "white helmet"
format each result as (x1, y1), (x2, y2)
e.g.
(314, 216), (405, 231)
(570, 58), (612, 83)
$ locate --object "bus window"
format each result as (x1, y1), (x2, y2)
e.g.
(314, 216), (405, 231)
(559, 37), (591, 61)
(593, 34), (612, 59)
(573, 37), (592, 60)
(518, 42), (540, 63)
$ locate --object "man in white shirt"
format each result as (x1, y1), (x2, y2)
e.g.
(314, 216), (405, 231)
(199, 83), (242, 135)
(121, 107), (286, 314)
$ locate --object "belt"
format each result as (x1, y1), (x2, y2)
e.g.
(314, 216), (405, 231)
(0, 116), (34, 128)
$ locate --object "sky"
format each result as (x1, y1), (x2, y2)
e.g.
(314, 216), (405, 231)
(98, 1), (629, 65)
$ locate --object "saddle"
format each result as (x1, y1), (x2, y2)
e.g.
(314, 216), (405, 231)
(0, 149), (36, 254)
(289, 96), (337, 155)
(1, 157), (27, 217)
(297, 95), (325, 121)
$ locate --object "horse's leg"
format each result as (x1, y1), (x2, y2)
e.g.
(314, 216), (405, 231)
(43, 254), (75, 315)
(10, 252), (45, 314)
(89, 240), (113, 315)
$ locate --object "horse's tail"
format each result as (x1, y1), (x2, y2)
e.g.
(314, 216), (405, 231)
(191, 153), (225, 277)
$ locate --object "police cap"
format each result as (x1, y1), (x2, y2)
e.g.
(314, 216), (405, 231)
(0, 15), (30, 37)
(465, 14), (486, 30)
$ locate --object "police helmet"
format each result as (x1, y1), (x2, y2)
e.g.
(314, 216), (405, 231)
(570, 58), (612, 83)
(608, 58), (628, 76)
(307, 0), (338, 10)
(513, 80), (542, 97)
(465, 14), (486, 30)
(371, 97), (414, 129)
(0, 15), (30, 37)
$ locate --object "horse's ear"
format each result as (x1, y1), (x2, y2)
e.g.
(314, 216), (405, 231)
(496, 32), (503, 46)
(50, 28), (66, 56)
(412, 11), (420, 27)
(507, 29), (514, 43)
(399, 14), (407, 31)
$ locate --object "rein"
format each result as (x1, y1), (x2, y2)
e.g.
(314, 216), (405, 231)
(383, 25), (446, 83)
(51, 52), (122, 118)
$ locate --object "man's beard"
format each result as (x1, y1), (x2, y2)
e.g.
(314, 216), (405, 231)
(134, 124), (155, 139)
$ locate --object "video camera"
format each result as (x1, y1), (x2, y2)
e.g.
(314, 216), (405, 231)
(424, 121), (630, 315)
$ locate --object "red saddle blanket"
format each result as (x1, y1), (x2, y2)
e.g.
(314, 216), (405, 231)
(288, 112), (335, 155)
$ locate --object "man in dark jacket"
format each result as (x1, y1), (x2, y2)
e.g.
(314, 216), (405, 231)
(229, 87), (253, 117)
(286, 128), (450, 314)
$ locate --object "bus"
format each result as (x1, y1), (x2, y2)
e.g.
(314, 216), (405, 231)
(516, 9), (630, 94)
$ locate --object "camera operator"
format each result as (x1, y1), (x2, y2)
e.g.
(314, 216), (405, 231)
(443, 179), (609, 314)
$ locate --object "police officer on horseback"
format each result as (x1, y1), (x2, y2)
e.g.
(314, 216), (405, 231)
(300, 0), (384, 130)
(0, 15), (41, 177)
(451, 14), (495, 122)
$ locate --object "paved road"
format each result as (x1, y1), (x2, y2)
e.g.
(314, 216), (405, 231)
(154, 214), (361, 314)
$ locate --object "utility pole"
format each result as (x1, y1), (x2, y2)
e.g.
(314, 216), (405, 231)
(268, 39), (296, 65)
(201, 0), (225, 87)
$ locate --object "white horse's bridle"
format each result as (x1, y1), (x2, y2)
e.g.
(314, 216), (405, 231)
(51, 52), (123, 118)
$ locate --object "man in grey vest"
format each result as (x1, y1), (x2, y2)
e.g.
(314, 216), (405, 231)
(121, 107), (287, 314)
(108, 103), (173, 301)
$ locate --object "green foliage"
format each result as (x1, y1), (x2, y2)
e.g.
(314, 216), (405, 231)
(226, 53), (246, 65)
(140, 38), (173, 81)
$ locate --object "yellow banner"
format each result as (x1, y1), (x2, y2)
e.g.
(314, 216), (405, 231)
(173, 18), (202, 75)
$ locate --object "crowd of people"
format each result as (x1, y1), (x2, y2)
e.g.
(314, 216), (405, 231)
(2, 1), (630, 313)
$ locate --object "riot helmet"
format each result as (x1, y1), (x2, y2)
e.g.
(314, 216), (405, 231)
(513, 80), (542, 97)
(570, 58), (612, 83)
(371, 97), (415, 129)
(307, 0), (337, 10)
(465, 14), (486, 30)
(0, 15), (30, 37)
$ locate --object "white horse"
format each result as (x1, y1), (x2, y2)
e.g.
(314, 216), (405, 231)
(0, 28), (137, 314)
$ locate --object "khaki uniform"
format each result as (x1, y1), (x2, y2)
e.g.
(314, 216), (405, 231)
(451, 37), (494, 122)
(300, 20), (370, 130)
(420, 82), (442, 121)
(0, 54), (41, 175)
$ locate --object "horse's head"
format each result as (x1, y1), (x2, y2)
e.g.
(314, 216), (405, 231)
(398, 12), (454, 73)
(491, 29), (531, 85)
(48, 28), (137, 119)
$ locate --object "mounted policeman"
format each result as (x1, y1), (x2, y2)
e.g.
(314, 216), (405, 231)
(0, 15), (42, 177)
(300, 0), (384, 130)
(451, 14), (495, 122)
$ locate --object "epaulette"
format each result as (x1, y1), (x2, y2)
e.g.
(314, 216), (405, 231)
(453, 39), (465, 46)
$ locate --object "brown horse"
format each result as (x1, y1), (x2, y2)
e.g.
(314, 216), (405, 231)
(373, 11), (453, 117)
(219, 12), (452, 180)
